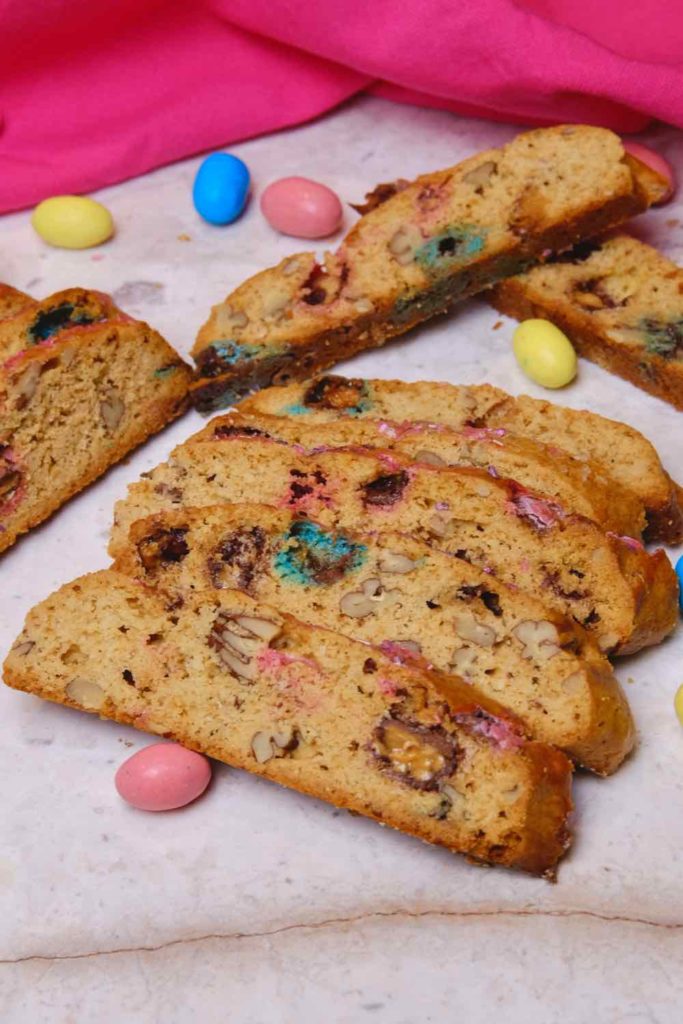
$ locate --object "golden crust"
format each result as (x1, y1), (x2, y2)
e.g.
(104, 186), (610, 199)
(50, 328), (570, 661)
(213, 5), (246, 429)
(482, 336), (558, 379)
(190, 125), (657, 412)
(3, 569), (574, 877)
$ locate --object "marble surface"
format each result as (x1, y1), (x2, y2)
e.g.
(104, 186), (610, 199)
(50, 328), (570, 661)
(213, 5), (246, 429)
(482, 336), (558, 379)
(1, 96), (683, 1023)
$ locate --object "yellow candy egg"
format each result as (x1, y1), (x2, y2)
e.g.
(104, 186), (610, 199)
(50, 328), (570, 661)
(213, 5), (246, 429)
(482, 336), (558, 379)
(512, 318), (577, 389)
(31, 196), (114, 250)
(674, 683), (683, 727)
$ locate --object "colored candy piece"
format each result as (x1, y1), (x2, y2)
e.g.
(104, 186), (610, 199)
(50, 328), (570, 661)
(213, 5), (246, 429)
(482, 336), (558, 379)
(623, 142), (675, 203)
(115, 742), (211, 811)
(31, 196), (114, 250)
(512, 318), (578, 389)
(675, 554), (683, 612)
(193, 153), (250, 225)
(260, 176), (343, 239)
(675, 684), (683, 727)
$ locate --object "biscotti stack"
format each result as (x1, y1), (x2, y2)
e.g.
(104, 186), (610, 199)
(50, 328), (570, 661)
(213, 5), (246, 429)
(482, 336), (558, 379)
(0, 285), (192, 553)
(188, 125), (669, 410)
(5, 372), (680, 878)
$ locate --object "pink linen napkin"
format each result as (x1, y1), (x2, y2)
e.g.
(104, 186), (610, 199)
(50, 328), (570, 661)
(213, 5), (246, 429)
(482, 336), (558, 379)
(1, 0), (682, 213)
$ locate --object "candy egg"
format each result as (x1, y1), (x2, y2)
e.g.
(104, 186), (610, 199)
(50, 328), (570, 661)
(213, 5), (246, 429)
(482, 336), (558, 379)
(675, 683), (683, 727)
(115, 742), (211, 811)
(261, 176), (343, 239)
(623, 142), (675, 204)
(193, 153), (250, 225)
(675, 554), (683, 612)
(31, 196), (114, 249)
(512, 318), (578, 389)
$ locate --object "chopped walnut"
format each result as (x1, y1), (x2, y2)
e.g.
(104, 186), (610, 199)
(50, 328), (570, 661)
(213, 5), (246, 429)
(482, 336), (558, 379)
(512, 620), (560, 662)
(208, 611), (281, 681)
(339, 578), (401, 619)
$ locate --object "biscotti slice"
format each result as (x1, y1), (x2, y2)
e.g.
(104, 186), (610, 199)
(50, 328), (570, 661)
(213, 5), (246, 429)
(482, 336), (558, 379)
(189, 411), (646, 538)
(114, 503), (634, 774)
(109, 438), (678, 654)
(0, 287), (120, 361)
(489, 234), (683, 411)
(4, 569), (574, 876)
(241, 375), (683, 543)
(0, 288), (192, 553)
(0, 284), (37, 325)
(189, 125), (666, 412)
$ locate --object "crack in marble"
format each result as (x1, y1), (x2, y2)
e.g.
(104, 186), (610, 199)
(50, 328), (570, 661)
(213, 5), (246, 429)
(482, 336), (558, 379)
(4, 907), (683, 966)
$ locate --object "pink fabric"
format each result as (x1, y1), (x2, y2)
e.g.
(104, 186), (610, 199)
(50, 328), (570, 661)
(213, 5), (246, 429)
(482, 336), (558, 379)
(2, 0), (683, 213)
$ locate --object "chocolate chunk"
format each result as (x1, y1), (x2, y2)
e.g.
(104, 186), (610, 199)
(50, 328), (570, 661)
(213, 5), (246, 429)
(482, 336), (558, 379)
(361, 470), (409, 508)
(302, 375), (368, 411)
(350, 179), (410, 215)
(369, 714), (459, 791)
(208, 526), (269, 592)
(363, 657), (378, 674)
(136, 527), (189, 573)
(456, 584), (503, 617)
(213, 424), (272, 440)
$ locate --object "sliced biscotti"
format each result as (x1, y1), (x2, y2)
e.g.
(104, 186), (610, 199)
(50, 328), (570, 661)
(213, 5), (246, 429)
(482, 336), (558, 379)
(189, 411), (646, 538)
(189, 125), (666, 411)
(241, 375), (683, 543)
(0, 288), (192, 553)
(109, 438), (678, 654)
(114, 503), (634, 774)
(3, 569), (574, 876)
(490, 234), (683, 411)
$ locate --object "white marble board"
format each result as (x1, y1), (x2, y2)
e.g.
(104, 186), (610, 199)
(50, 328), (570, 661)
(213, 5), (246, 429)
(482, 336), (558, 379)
(1, 97), (682, 1023)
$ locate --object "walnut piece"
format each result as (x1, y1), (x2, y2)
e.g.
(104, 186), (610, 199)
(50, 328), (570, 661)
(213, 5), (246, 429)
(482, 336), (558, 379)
(449, 646), (479, 676)
(377, 550), (418, 574)
(251, 724), (300, 764)
(462, 160), (497, 192)
(388, 225), (423, 266)
(11, 639), (35, 656)
(414, 449), (447, 467)
(208, 611), (281, 681)
(452, 608), (497, 647)
(339, 578), (401, 619)
(66, 678), (105, 709)
(512, 620), (560, 662)
(100, 391), (125, 432)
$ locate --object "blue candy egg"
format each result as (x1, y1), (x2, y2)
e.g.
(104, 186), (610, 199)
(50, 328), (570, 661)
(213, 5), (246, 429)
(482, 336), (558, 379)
(675, 554), (683, 613)
(193, 153), (250, 225)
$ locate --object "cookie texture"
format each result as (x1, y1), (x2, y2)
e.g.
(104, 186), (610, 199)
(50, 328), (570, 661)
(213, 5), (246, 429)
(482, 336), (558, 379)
(109, 436), (679, 655)
(113, 502), (635, 774)
(490, 233), (683, 411)
(3, 570), (574, 877)
(0, 286), (191, 553)
(189, 126), (666, 411)
(241, 375), (683, 543)
(190, 410), (646, 539)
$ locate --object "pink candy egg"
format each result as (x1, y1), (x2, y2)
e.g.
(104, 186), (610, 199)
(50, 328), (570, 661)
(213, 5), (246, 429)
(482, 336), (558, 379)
(623, 141), (675, 203)
(115, 742), (211, 811)
(260, 176), (343, 238)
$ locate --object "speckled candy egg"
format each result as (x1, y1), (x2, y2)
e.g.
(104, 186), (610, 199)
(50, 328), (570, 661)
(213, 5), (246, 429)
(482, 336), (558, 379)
(193, 152), (251, 225)
(623, 142), (675, 204)
(31, 196), (114, 249)
(115, 742), (211, 811)
(512, 318), (578, 389)
(261, 176), (343, 238)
